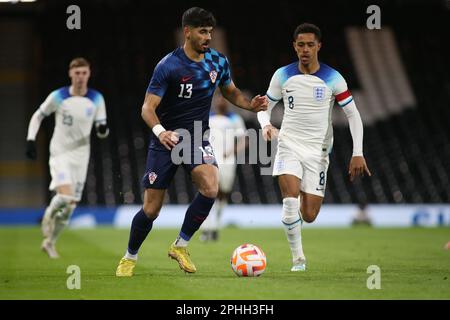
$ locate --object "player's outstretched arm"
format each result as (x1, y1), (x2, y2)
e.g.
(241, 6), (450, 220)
(26, 91), (58, 159)
(141, 93), (178, 150)
(341, 100), (371, 181)
(257, 68), (282, 141)
(25, 109), (46, 160)
(220, 81), (268, 113)
(257, 98), (279, 141)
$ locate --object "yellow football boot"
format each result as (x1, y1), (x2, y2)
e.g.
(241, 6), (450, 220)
(115, 258), (136, 277)
(168, 244), (196, 273)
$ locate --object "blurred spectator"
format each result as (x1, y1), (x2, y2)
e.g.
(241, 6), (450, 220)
(352, 200), (372, 226)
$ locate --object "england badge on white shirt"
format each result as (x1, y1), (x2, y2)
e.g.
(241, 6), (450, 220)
(313, 86), (326, 101)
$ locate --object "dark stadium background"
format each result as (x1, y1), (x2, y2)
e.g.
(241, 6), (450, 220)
(1, 0), (449, 208)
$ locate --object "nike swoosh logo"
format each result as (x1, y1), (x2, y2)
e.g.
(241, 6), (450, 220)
(286, 89), (295, 93)
(316, 187), (324, 191)
(181, 76), (194, 82)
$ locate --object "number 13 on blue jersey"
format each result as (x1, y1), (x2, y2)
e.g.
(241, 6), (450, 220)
(178, 83), (193, 98)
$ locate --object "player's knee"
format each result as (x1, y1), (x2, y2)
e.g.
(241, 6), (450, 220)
(280, 188), (300, 199)
(199, 185), (218, 199)
(302, 215), (316, 223)
(55, 193), (77, 207)
(142, 203), (161, 220)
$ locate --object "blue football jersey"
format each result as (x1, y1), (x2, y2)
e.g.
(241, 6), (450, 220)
(146, 47), (231, 148)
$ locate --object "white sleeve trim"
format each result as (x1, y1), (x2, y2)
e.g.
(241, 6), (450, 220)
(267, 93), (281, 102)
(257, 98), (278, 128)
(26, 109), (46, 141)
(259, 68), (283, 129)
(341, 100), (364, 157)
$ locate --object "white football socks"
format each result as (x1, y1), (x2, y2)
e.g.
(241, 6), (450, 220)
(174, 236), (188, 247)
(50, 203), (76, 244)
(282, 197), (305, 263)
(124, 251), (138, 260)
(216, 199), (226, 221)
(42, 194), (77, 244)
(43, 194), (71, 223)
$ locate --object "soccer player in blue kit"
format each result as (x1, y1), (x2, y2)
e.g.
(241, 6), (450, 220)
(116, 7), (268, 276)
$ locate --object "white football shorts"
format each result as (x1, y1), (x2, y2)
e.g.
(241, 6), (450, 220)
(218, 163), (236, 193)
(272, 140), (330, 197)
(48, 150), (89, 201)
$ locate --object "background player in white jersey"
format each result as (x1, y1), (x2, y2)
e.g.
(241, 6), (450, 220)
(258, 23), (371, 271)
(26, 57), (109, 258)
(200, 91), (247, 241)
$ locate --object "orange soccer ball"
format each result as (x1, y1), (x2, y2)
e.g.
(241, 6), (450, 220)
(231, 243), (267, 277)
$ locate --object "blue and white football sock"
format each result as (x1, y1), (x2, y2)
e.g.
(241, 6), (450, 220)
(282, 197), (305, 263)
(43, 194), (74, 223)
(51, 202), (76, 244)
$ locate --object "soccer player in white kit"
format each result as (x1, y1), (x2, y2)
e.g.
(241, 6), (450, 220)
(258, 24), (371, 271)
(200, 91), (247, 241)
(25, 57), (109, 258)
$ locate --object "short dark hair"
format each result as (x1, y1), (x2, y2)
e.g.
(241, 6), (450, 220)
(182, 7), (216, 28)
(69, 57), (90, 69)
(293, 23), (322, 41)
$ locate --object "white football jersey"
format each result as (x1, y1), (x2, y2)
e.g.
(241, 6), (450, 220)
(267, 62), (353, 154)
(38, 86), (107, 157)
(209, 112), (246, 165)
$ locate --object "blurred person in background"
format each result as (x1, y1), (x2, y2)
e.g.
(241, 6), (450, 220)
(351, 200), (372, 226)
(200, 91), (247, 242)
(25, 57), (109, 258)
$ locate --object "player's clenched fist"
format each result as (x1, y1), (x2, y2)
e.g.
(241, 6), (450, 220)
(249, 95), (269, 113)
(159, 131), (179, 150)
(262, 124), (279, 141)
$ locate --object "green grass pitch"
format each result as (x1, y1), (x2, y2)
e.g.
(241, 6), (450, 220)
(1, 226), (449, 299)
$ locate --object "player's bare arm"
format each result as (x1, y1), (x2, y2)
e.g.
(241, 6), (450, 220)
(220, 81), (268, 113)
(141, 93), (179, 150)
